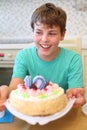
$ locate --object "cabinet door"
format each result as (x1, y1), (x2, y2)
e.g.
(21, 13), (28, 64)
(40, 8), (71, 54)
(82, 50), (87, 100)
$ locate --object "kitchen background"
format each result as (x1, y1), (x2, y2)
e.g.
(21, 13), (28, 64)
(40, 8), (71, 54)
(0, 0), (87, 41)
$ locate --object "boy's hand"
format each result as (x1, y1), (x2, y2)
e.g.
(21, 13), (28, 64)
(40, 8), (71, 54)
(0, 85), (9, 111)
(66, 88), (86, 108)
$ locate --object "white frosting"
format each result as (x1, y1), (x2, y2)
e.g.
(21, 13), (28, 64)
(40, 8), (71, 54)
(10, 82), (64, 102)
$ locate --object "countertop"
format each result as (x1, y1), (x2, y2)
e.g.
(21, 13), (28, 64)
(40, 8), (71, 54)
(0, 108), (87, 130)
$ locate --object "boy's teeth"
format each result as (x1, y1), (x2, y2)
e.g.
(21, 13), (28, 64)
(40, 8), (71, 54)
(41, 45), (50, 48)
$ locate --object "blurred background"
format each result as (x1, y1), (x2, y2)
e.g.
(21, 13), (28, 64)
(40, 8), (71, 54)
(0, 0), (87, 40)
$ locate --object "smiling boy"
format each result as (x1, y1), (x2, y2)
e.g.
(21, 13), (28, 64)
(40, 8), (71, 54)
(0, 3), (85, 111)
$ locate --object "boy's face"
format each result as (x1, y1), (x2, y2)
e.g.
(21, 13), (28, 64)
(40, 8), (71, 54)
(33, 22), (65, 61)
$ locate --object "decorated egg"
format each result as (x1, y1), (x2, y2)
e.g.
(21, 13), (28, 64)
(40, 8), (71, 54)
(33, 75), (46, 90)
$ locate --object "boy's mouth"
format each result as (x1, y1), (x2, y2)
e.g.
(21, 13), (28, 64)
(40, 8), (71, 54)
(40, 44), (51, 49)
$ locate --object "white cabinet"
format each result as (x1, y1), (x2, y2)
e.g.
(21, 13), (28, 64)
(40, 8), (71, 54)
(82, 49), (87, 100)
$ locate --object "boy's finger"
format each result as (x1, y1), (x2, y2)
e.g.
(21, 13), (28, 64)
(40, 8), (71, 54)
(0, 86), (9, 100)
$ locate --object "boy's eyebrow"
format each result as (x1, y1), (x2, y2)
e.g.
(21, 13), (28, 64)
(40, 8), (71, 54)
(34, 28), (42, 31)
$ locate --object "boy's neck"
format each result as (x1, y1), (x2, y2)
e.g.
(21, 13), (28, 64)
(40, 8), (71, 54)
(37, 47), (60, 62)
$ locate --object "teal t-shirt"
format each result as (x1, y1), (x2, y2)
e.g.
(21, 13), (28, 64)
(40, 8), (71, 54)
(12, 46), (83, 92)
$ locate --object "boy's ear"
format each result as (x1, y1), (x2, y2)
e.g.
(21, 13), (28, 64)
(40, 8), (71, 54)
(61, 30), (66, 41)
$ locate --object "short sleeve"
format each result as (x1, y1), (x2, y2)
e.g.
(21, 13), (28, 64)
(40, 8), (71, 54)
(12, 50), (28, 79)
(68, 54), (83, 88)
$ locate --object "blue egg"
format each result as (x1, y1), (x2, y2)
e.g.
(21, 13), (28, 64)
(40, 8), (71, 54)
(33, 76), (46, 90)
(24, 75), (32, 88)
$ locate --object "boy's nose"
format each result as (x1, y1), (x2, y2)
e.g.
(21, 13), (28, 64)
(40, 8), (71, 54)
(42, 34), (49, 42)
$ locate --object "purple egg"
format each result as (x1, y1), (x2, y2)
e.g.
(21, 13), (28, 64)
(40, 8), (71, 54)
(33, 76), (46, 90)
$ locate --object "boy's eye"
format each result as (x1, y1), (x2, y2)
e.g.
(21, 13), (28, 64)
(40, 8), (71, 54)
(49, 33), (56, 35)
(36, 31), (42, 34)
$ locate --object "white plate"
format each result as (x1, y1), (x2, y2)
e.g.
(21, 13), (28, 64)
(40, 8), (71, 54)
(82, 103), (87, 115)
(5, 98), (76, 125)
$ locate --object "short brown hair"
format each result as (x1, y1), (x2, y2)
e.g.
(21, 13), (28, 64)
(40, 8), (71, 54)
(31, 3), (67, 34)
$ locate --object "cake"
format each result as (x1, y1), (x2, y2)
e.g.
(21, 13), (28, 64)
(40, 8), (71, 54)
(9, 75), (67, 116)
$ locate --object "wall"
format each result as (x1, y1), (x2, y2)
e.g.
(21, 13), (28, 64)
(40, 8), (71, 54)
(0, 0), (87, 41)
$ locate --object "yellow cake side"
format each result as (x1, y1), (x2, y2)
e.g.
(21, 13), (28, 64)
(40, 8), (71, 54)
(9, 93), (67, 116)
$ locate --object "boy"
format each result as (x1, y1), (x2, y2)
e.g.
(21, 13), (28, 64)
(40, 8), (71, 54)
(0, 3), (85, 111)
